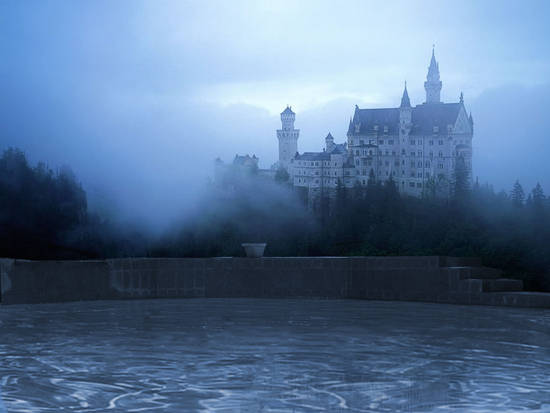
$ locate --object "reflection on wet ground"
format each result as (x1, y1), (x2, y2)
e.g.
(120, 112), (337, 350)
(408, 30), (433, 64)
(0, 298), (549, 412)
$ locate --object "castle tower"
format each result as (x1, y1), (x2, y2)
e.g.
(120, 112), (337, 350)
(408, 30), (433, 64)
(424, 47), (442, 104)
(277, 106), (299, 170)
(325, 132), (335, 152)
(399, 81), (412, 125)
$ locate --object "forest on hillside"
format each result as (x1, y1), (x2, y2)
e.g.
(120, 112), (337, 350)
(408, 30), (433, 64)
(1, 147), (549, 291)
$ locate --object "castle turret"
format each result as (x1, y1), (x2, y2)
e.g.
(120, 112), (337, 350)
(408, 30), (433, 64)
(399, 82), (412, 132)
(424, 47), (442, 104)
(277, 106), (299, 170)
(325, 132), (335, 152)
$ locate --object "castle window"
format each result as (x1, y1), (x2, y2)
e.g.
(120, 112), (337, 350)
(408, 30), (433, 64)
(384, 126), (389, 133)
(355, 124), (360, 133)
(438, 164), (444, 169)
(417, 162), (422, 168)
(417, 182), (422, 188)
(429, 140), (434, 146)
(401, 149), (406, 155)
(418, 139), (423, 144)
(360, 139), (364, 145)
(425, 161), (430, 167)
(417, 172), (422, 177)
(389, 140), (394, 145)
(410, 140), (415, 145)
(369, 150), (373, 156)
(356, 150), (359, 155)
(379, 140), (384, 145)
(438, 140), (444, 145)
(374, 125), (379, 131)
(418, 151), (422, 156)
(409, 182), (415, 187)
(439, 151), (443, 157)
(433, 126), (439, 133)
(402, 171), (405, 176)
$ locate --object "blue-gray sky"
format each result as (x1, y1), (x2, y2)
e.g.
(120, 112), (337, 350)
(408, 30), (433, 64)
(1, 0), (550, 228)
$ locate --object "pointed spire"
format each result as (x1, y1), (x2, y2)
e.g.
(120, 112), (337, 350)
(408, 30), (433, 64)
(469, 111), (473, 124)
(425, 45), (442, 103)
(400, 81), (411, 108)
(427, 46), (440, 81)
(326, 132), (334, 140)
(459, 92), (464, 104)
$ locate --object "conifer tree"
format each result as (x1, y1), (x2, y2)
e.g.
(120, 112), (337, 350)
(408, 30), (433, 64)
(452, 155), (470, 201)
(511, 180), (525, 207)
(532, 182), (546, 208)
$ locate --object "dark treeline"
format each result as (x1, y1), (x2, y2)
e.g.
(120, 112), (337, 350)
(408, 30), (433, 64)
(1, 147), (549, 290)
(0, 148), (145, 259)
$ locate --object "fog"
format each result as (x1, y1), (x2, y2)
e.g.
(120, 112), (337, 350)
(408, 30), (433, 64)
(1, 0), (550, 231)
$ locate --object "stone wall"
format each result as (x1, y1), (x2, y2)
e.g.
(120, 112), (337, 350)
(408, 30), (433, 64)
(0, 256), (471, 305)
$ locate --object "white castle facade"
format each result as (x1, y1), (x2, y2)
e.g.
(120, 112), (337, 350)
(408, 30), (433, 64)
(276, 49), (473, 201)
(216, 49), (473, 205)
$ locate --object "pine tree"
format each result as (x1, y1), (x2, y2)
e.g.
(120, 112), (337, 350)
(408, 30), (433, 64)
(532, 182), (546, 208)
(511, 180), (525, 207)
(274, 167), (289, 183)
(452, 155), (470, 201)
(367, 169), (377, 189)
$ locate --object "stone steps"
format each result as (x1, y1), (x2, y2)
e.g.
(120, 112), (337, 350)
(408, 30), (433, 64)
(449, 266), (503, 280)
(482, 278), (523, 292)
(452, 266), (524, 294)
(479, 292), (550, 308)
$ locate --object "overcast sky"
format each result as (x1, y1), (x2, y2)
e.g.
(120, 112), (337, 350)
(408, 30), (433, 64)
(1, 0), (550, 228)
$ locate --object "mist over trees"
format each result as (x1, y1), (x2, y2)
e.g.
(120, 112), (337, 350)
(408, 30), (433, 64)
(0, 148), (146, 259)
(1, 147), (549, 291)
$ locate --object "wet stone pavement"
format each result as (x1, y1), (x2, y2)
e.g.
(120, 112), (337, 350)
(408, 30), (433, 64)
(0, 298), (549, 412)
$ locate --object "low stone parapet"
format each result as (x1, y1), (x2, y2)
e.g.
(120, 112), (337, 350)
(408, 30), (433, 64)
(0, 256), (548, 308)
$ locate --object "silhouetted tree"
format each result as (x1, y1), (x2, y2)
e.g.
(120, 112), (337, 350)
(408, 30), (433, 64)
(511, 180), (525, 207)
(274, 167), (289, 183)
(452, 155), (470, 201)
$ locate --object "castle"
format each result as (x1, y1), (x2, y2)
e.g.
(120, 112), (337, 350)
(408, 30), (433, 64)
(218, 49), (473, 204)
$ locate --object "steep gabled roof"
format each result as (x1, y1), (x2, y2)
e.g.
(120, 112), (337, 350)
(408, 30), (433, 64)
(294, 152), (331, 162)
(349, 108), (400, 135)
(328, 143), (347, 154)
(410, 103), (461, 135)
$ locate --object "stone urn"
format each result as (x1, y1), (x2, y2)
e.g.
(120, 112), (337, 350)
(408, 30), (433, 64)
(241, 243), (267, 258)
